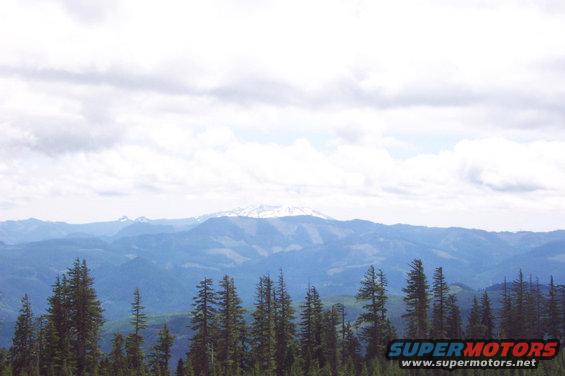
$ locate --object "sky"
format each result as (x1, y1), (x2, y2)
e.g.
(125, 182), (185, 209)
(1, 0), (565, 231)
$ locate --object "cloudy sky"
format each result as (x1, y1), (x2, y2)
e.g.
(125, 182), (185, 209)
(1, 0), (565, 230)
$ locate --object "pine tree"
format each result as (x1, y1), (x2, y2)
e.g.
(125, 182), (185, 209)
(510, 269), (527, 337)
(44, 275), (73, 374)
(67, 258), (104, 376)
(189, 277), (218, 376)
(546, 276), (560, 338)
(274, 270), (295, 376)
(176, 359), (186, 376)
(431, 267), (449, 338)
(217, 275), (246, 376)
(402, 259), (429, 338)
(499, 277), (513, 338)
(445, 294), (462, 339)
(355, 266), (392, 359)
(10, 295), (36, 376)
(126, 288), (147, 374)
(340, 322), (361, 376)
(526, 276), (544, 338)
(149, 324), (175, 376)
(479, 291), (494, 338)
(466, 296), (483, 338)
(299, 285), (324, 375)
(251, 275), (276, 375)
(321, 308), (339, 376)
(109, 333), (127, 376)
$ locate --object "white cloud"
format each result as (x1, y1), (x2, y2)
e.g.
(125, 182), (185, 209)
(1, 0), (565, 230)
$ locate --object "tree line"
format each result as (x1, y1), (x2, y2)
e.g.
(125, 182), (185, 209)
(0, 258), (564, 376)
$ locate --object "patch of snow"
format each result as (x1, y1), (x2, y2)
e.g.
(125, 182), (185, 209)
(200, 205), (332, 220)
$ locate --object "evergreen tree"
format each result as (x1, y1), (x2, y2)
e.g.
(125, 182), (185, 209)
(402, 259), (429, 338)
(479, 290), (494, 338)
(355, 266), (393, 359)
(274, 270), (295, 376)
(499, 277), (513, 338)
(217, 275), (246, 376)
(321, 308), (339, 376)
(251, 275), (276, 375)
(431, 267), (449, 338)
(466, 296), (483, 338)
(546, 276), (560, 338)
(149, 324), (175, 376)
(175, 359), (186, 376)
(341, 322), (361, 374)
(445, 294), (462, 339)
(189, 277), (218, 376)
(10, 295), (36, 376)
(299, 285), (324, 375)
(126, 288), (147, 374)
(67, 259), (104, 376)
(109, 333), (127, 376)
(510, 269), (527, 337)
(44, 275), (73, 374)
(526, 276), (544, 338)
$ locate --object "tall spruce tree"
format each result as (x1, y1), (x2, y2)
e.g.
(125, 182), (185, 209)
(67, 259), (104, 376)
(10, 295), (36, 376)
(402, 259), (429, 338)
(189, 277), (218, 376)
(44, 275), (73, 374)
(341, 322), (361, 375)
(499, 278), (513, 338)
(321, 308), (339, 376)
(126, 288), (147, 374)
(109, 333), (127, 376)
(511, 269), (527, 337)
(466, 296), (483, 338)
(431, 267), (449, 338)
(480, 291), (494, 338)
(299, 285), (324, 375)
(355, 266), (392, 359)
(445, 294), (462, 338)
(546, 276), (560, 338)
(148, 324), (175, 376)
(251, 275), (276, 375)
(274, 270), (295, 376)
(217, 275), (246, 376)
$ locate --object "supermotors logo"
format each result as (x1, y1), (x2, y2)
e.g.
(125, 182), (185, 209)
(386, 339), (560, 370)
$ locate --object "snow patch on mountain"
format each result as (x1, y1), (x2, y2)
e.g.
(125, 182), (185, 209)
(202, 205), (332, 220)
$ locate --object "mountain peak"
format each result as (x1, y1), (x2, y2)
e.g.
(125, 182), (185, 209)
(117, 216), (131, 223)
(204, 205), (332, 220)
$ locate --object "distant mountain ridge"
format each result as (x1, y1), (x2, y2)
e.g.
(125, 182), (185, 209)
(0, 213), (564, 324)
(0, 205), (331, 244)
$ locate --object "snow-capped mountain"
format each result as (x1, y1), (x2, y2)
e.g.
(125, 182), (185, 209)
(200, 205), (333, 220)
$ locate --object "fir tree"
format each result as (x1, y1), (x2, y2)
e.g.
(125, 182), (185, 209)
(217, 275), (246, 376)
(176, 359), (186, 376)
(355, 266), (392, 359)
(321, 308), (339, 376)
(499, 277), (513, 338)
(109, 333), (127, 376)
(67, 259), (104, 376)
(431, 267), (449, 338)
(126, 288), (147, 374)
(479, 290), (494, 338)
(466, 296), (483, 338)
(251, 275), (276, 375)
(274, 270), (296, 376)
(189, 277), (218, 376)
(341, 322), (361, 375)
(149, 324), (175, 376)
(445, 294), (462, 339)
(546, 276), (560, 338)
(510, 269), (527, 337)
(10, 295), (36, 376)
(402, 259), (429, 338)
(299, 285), (324, 375)
(44, 275), (73, 374)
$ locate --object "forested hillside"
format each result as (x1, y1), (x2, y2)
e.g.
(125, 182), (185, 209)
(1, 259), (563, 376)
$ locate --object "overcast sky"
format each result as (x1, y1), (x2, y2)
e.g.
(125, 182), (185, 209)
(1, 0), (565, 230)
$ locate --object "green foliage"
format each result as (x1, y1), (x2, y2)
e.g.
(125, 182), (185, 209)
(431, 267), (449, 338)
(402, 259), (429, 338)
(189, 277), (218, 376)
(9, 295), (36, 376)
(251, 275), (276, 375)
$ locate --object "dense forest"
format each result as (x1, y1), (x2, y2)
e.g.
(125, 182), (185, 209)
(0, 259), (564, 376)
